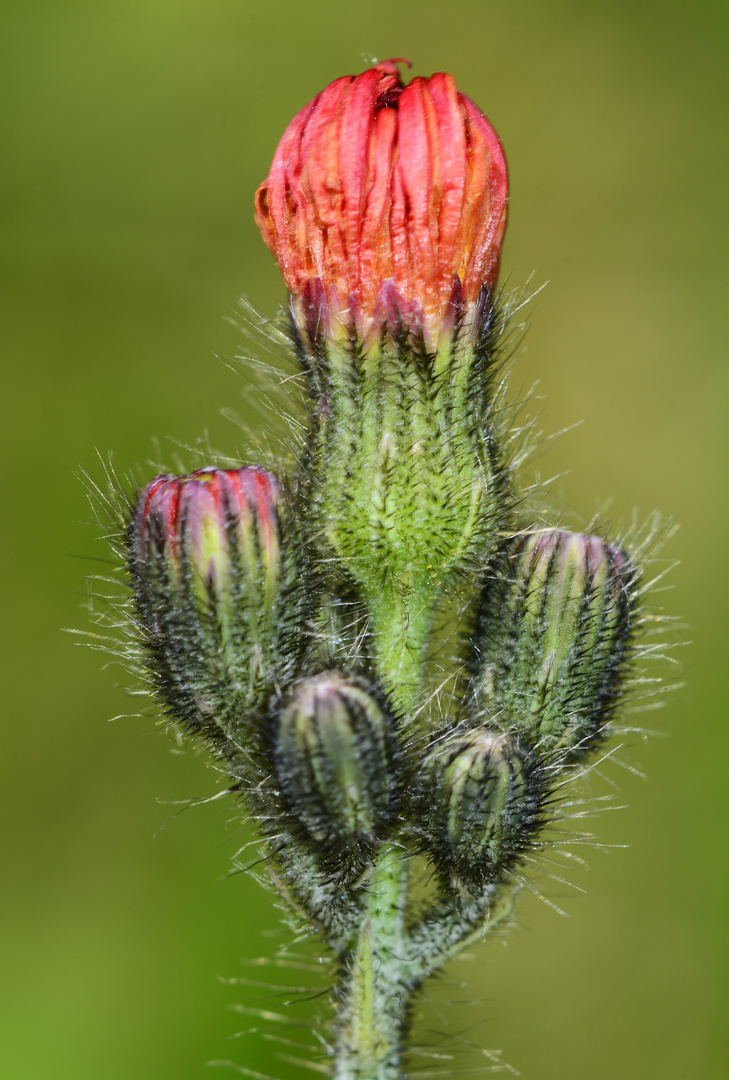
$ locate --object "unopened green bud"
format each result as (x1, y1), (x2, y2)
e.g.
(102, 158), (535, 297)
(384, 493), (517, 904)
(128, 466), (309, 756)
(415, 730), (543, 891)
(470, 530), (637, 761)
(271, 672), (401, 880)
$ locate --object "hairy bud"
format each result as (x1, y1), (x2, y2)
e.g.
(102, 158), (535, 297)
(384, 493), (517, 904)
(414, 730), (543, 891)
(128, 466), (309, 757)
(255, 63), (511, 684)
(470, 530), (637, 761)
(271, 672), (401, 880)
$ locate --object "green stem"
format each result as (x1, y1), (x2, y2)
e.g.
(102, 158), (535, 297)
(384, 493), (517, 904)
(330, 856), (518, 1078)
(406, 882), (517, 984)
(321, 390), (513, 1075)
(328, 590), (514, 1078)
(365, 590), (434, 712)
(332, 848), (410, 1080)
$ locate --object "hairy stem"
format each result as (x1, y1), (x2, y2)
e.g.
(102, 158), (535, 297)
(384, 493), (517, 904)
(365, 591), (434, 712)
(332, 848), (411, 1080)
(406, 881), (517, 984)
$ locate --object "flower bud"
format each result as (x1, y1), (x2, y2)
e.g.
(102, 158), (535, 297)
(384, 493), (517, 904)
(470, 530), (637, 761)
(255, 65), (511, 677)
(255, 60), (507, 352)
(271, 672), (401, 880)
(128, 466), (309, 756)
(415, 730), (543, 891)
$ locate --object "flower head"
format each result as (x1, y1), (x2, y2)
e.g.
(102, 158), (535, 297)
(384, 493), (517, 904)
(128, 466), (308, 753)
(255, 60), (507, 348)
(132, 466), (280, 612)
(415, 729), (543, 891)
(470, 530), (638, 761)
(271, 672), (401, 880)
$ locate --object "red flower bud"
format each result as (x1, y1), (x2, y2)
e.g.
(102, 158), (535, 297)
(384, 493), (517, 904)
(255, 61), (507, 349)
(128, 466), (309, 753)
(133, 466), (280, 604)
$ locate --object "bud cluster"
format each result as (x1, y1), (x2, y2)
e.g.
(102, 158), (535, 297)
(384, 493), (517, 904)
(118, 63), (645, 903)
(126, 451), (638, 902)
(102, 59), (658, 1078)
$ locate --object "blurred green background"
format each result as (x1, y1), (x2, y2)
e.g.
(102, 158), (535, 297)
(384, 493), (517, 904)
(2, 1), (726, 1078)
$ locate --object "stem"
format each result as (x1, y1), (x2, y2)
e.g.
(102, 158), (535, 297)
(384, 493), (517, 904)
(365, 590), (434, 712)
(319, 373), (514, 1076)
(330, 856), (518, 1078)
(406, 882), (517, 984)
(333, 848), (411, 1080)
(328, 604), (515, 1078)
(328, 576), (425, 1078)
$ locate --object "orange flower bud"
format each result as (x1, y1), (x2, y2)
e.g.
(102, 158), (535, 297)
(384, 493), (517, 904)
(255, 61), (507, 349)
